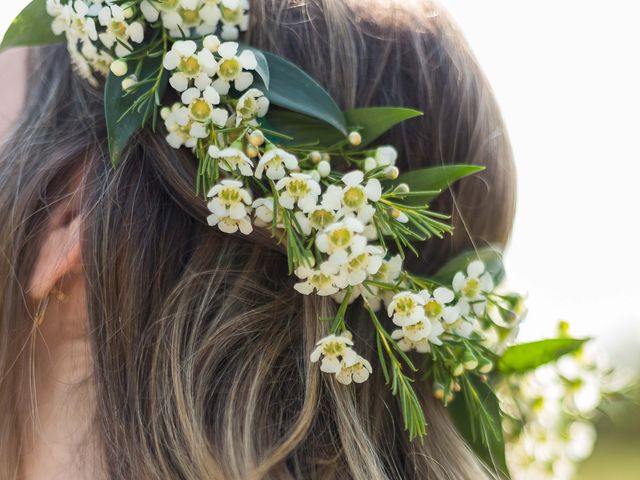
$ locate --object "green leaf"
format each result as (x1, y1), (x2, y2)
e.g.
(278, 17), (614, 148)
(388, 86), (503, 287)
(432, 247), (505, 286)
(0, 0), (64, 52)
(345, 107), (423, 147)
(239, 44), (270, 89)
(260, 51), (348, 135)
(449, 377), (510, 479)
(261, 109), (344, 147)
(498, 338), (589, 375)
(395, 164), (485, 205)
(105, 55), (168, 168)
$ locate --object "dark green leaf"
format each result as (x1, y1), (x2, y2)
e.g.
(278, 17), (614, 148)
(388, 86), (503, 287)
(261, 109), (343, 147)
(433, 247), (506, 286)
(105, 55), (168, 168)
(449, 377), (510, 479)
(0, 0), (64, 52)
(395, 164), (485, 205)
(260, 51), (348, 135)
(345, 107), (423, 147)
(498, 338), (589, 375)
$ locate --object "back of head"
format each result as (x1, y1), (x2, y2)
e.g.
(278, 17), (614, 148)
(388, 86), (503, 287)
(0, 0), (514, 478)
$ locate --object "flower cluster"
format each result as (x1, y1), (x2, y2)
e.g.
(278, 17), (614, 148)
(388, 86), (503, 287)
(310, 332), (372, 385)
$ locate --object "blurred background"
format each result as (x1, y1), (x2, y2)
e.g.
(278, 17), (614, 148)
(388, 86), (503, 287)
(1, 1), (638, 478)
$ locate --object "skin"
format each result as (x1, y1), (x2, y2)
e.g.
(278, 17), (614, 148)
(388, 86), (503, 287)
(0, 50), (102, 479)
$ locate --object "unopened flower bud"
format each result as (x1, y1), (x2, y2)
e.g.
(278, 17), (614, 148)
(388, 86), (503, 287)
(462, 351), (478, 370)
(433, 383), (445, 400)
(348, 131), (362, 146)
(452, 382), (461, 392)
(309, 151), (322, 164)
(452, 363), (465, 377)
(245, 144), (259, 158)
(479, 374), (488, 383)
(364, 156), (377, 172)
(321, 153), (331, 163)
(121, 75), (138, 91)
(477, 357), (494, 374)
(389, 208), (403, 220)
(394, 183), (410, 194)
(160, 107), (171, 120)
(446, 393), (454, 403)
(309, 169), (321, 182)
(123, 7), (135, 19)
(204, 35), (221, 53)
(317, 160), (331, 178)
(384, 166), (400, 180)
(248, 130), (265, 147)
(110, 59), (128, 77)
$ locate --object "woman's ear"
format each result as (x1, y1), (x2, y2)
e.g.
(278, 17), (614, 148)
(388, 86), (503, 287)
(27, 195), (83, 301)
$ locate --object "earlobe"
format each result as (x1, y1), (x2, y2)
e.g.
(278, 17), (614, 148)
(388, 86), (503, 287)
(27, 212), (82, 302)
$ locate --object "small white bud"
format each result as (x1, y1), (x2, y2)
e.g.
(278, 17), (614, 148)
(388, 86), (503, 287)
(123, 7), (135, 19)
(348, 131), (362, 146)
(309, 169), (321, 182)
(321, 153), (331, 163)
(394, 183), (410, 194)
(160, 107), (171, 120)
(317, 160), (331, 178)
(121, 75), (137, 91)
(110, 59), (128, 77)
(248, 130), (265, 147)
(384, 166), (400, 180)
(245, 144), (259, 158)
(364, 156), (377, 172)
(309, 151), (322, 164)
(204, 35), (221, 53)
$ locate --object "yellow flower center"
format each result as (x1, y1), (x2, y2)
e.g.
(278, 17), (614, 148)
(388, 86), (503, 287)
(309, 209), (334, 230)
(180, 55), (201, 77)
(424, 300), (443, 319)
(395, 296), (416, 316)
(310, 272), (333, 289)
(190, 99), (211, 121)
(327, 227), (352, 249)
(219, 58), (241, 80)
(238, 97), (257, 119)
(179, 8), (200, 26)
(463, 278), (481, 299)
(348, 253), (368, 272)
(221, 6), (241, 23)
(159, 0), (180, 10)
(219, 187), (242, 205)
(343, 186), (366, 208)
(286, 178), (310, 199)
(322, 341), (346, 357)
(110, 20), (128, 39)
(405, 322), (425, 335)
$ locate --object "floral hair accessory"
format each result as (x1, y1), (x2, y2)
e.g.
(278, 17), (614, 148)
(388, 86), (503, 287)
(1, 1), (625, 478)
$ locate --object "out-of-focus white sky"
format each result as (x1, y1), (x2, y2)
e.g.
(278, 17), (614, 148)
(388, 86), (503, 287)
(1, 1), (639, 364)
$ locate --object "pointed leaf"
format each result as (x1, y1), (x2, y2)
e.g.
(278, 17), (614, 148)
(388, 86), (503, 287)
(449, 377), (510, 479)
(260, 51), (347, 135)
(345, 107), (423, 147)
(105, 55), (168, 167)
(0, 0), (64, 52)
(498, 338), (589, 375)
(433, 247), (506, 286)
(395, 165), (485, 205)
(261, 109), (343, 147)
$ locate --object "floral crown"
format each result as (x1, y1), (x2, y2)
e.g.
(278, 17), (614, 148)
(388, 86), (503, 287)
(2, 1), (619, 477)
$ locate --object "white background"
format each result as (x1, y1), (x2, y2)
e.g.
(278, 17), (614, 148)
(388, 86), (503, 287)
(2, 1), (639, 365)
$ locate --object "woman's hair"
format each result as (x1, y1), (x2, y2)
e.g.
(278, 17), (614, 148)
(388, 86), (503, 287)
(0, 0), (515, 478)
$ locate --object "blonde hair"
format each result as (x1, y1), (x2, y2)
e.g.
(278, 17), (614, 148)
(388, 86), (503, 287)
(0, 0), (515, 478)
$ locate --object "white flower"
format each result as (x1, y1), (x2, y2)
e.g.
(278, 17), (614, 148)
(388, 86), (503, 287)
(294, 262), (344, 296)
(293, 197), (343, 236)
(98, 4), (144, 58)
(218, 0), (250, 40)
(143, 0), (223, 37)
(453, 260), (495, 316)
(252, 197), (279, 227)
(387, 291), (426, 327)
(335, 349), (373, 385)
(235, 88), (269, 126)
(206, 180), (253, 234)
(255, 148), (298, 180)
(162, 103), (203, 149)
(418, 287), (458, 322)
(49, 0), (98, 43)
(364, 255), (403, 311)
(323, 170), (382, 224)
(334, 245), (384, 288)
(181, 86), (229, 127)
(310, 333), (354, 374)
(208, 145), (253, 176)
(163, 40), (219, 92)
(212, 42), (257, 94)
(315, 218), (367, 260)
(275, 173), (321, 212)
(391, 329), (431, 353)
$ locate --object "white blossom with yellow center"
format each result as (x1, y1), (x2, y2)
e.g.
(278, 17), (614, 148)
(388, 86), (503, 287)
(323, 170), (382, 225)
(48, 0), (98, 43)
(218, 0), (250, 40)
(314, 218), (368, 262)
(206, 179), (253, 234)
(294, 261), (344, 297)
(275, 173), (321, 212)
(212, 41), (257, 94)
(418, 287), (458, 324)
(452, 260), (494, 316)
(162, 103), (201, 149)
(387, 291), (427, 327)
(255, 148), (299, 181)
(98, 4), (144, 58)
(332, 244), (384, 288)
(310, 333), (354, 374)
(181, 86), (229, 129)
(335, 349), (373, 385)
(235, 88), (270, 126)
(140, 0), (224, 38)
(163, 39), (219, 92)
(391, 329), (432, 353)
(208, 145), (254, 177)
